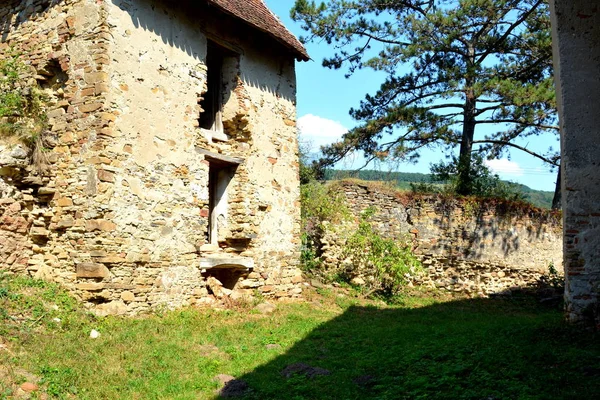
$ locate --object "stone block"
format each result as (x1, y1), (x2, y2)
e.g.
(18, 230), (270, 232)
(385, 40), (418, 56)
(259, 285), (274, 293)
(57, 197), (73, 207)
(95, 82), (109, 94)
(97, 255), (125, 264)
(76, 262), (109, 278)
(85, 219), (117, 232)
(84, 71), (108, 84)
(78, 103), (103, 113)
(97, 169), (115, 183)
(30, 227), (49, 237)
(239, 279), (260, 289)
(95, 300), (128, 317)
(56, 216), (75, 229)
(76, 282), (106, 291)
(121, 291), (135, 302)
(80, 87), (95, 97)
(193, 287), (209, 297)
(290, 287), (302, 295)
(47, 108), (66, 118)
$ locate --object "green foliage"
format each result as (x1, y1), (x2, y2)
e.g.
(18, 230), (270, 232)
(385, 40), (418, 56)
(431, 154), (525, 201)
(299, 184), (421, 296)
(410, 181), (441, 194)
(300, 232), (321, 273)
(292, 0), (558, 195)
(299, 140), (319, 184)
(1, 271), (599, 399)
(325, 169), (435, 184)
(341, 207), (421, 297)
(0, 51), (48, 167)
(300, 181), (350, 272)
(40, 366), (79, 398)
(324, 168), (554, 208)
(0, 272), (79, 338)
(538, 262), (564, 291)
(301, 181), (350, 230)
(517, 183), (555, 209)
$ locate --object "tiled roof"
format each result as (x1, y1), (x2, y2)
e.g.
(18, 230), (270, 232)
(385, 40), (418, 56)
(207, 0), (309, 61)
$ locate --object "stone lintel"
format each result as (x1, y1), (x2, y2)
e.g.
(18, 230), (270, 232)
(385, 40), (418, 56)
(195, 148), (244, 165)
(199, 257), (254, 271)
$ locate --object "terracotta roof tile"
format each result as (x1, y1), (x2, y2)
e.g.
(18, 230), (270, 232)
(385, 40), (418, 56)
(207, 0), (309, 61)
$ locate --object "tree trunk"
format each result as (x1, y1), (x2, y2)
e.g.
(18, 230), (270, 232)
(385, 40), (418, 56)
(456, 88), (477, 195)
(551, 164), (561, 209)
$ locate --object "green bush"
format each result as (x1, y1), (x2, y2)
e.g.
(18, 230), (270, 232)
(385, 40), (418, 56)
(538, 262), (564, 291)
(300, 181), (350, 272)
(430, 154), (525, 201)
(300, 185), (421, 297)
(0, 51), (49, 169)
(409, 181), (441, 194)
(341, 207), (421, 297)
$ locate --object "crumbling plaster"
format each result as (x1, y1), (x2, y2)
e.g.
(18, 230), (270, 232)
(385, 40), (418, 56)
(0, 0), (303, 314)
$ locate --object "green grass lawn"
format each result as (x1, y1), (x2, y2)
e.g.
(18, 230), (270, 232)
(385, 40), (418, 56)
(1, 273), (598, 399)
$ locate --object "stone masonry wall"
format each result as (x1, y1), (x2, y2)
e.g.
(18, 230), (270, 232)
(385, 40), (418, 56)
(319, 182), (563, 296)
(1, 0), (116, 290)
(550, 0), (600, 325)
(0, 0), (303, 315)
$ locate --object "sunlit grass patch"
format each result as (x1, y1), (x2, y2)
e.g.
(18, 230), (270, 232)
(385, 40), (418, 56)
(0, 272), (598, 399)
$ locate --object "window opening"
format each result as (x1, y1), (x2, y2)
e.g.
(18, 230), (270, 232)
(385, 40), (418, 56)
(199, 41), (237, 139)
(207, 160), (237, 245)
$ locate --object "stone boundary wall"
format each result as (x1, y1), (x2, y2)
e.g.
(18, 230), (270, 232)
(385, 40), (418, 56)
(320, 181), (563, 295)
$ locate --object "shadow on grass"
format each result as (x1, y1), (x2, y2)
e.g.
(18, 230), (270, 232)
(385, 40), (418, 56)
(219, 295), (599, 400)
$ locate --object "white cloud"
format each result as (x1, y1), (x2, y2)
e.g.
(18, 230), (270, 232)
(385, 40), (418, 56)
(484, 158), (524, 176)
(297, 114), (348, 152)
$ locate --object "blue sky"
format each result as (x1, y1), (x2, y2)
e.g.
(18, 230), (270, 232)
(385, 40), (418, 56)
(264, 0), (559, 192)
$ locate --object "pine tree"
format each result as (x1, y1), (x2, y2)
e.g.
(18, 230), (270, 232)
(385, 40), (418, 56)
(292, 0), (558, 198)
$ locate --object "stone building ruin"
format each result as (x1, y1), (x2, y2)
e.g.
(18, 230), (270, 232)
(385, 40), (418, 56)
(550, 0), (600, 326)
(0, 0), (309, 314)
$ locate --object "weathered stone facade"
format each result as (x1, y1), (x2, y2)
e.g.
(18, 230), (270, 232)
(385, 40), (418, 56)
(550, 0), (600, 326)
(0, 0), (306, 314)
(319, 182), (563, 296)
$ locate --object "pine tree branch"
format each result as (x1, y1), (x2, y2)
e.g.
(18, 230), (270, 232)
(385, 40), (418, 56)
(472, 139), (560, 166)
(351, 29), (410, 46)
(475, 104), (505, 115)
(475, 119), (559, 130)
(475, 0), (544, 65)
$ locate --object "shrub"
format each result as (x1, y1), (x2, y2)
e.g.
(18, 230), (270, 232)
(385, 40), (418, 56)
(340, 207), (421, 297)
(409, 181), (440, 194)
(430, 154), (525, 201)
(538, 262), (564, 291)
(300, 184), (421, 297)
(0, 51), (49, 170)
(300, 181), (350, 272)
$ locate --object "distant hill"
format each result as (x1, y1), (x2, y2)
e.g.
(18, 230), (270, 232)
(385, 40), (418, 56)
(324, 169), (555, 209)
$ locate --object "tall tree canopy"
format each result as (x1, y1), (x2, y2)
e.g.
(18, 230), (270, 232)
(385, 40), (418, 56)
(292, 0), (558, 196)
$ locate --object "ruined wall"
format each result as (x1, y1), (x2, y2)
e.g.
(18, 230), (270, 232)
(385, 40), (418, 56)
(1, 0), (302, 314)
(1, 0), (114, 286)
(550, 0), (600, 325)
(320, 182), (563, 296)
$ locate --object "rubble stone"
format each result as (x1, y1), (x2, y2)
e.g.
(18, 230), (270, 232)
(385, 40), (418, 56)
(0, 0), (304, 315)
